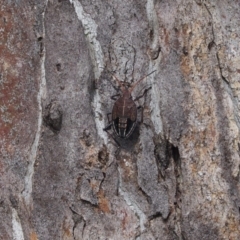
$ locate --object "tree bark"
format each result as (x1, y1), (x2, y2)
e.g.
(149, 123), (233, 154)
(1, 0), (240, 239)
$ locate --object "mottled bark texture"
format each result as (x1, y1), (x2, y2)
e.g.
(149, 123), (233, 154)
(1, 0), (240, 239)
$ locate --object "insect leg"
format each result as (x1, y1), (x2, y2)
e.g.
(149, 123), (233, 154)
(103, 116), (120, 148)
(103, 125), (120, 148)
(133, 86), (151, 101)
(103, 122), (112, 131)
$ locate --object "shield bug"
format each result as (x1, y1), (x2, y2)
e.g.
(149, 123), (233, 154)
(103, 70), (156, 148)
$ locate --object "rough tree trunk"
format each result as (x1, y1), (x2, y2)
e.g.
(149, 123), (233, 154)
(1, 0), (240, 239)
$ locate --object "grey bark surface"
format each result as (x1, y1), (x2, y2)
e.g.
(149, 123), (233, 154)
(1, 0), (240, 239)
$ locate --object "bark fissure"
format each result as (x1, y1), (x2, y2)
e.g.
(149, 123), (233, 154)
(118, 164), (147, 233)
(69, 206), (86, 240)
(11, 208), (24, 240)
(21, 0), (48, 206)
(146, 0), (163, 135)
(70, 0), (107, 146)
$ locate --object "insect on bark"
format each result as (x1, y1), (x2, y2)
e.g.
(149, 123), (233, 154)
(103, 70), (156, 148)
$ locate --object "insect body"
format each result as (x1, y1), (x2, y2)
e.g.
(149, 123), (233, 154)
(112, 85), (137, 138)
(104, 70), (156, 146)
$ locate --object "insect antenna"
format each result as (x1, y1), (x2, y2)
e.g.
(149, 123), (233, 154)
(112, 74), (126, 92)
(100, 68), (124, 92)
(129, 70), (156, 93)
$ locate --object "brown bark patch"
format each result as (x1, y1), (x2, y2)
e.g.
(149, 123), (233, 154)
(30, 232), (38, 240)
(97, 189), (110, 213)
(0, 4), (38, 144)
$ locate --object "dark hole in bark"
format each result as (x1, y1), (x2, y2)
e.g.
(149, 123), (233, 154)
(56, 63), (61, 72)
(153, 137), (182, 177)
(43, 101), (63, 132)
(172, 145), (180, 163)
(149, 211), (162, 220)
(38, 37), (44, 56)
(149, 29), (154, 40)
(208, 41), (215, 51)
